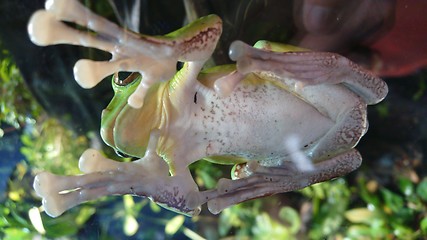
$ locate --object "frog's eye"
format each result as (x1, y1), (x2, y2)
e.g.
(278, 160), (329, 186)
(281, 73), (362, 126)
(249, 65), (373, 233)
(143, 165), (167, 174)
(176, 61), (184, 71)
(114, 72), (141, 86)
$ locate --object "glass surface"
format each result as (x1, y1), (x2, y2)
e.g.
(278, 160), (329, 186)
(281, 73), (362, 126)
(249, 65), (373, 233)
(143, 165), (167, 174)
(1, 0), (426, 239)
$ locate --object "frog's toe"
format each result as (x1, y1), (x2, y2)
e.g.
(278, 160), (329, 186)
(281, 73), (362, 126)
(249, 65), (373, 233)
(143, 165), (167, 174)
(217, 178), (234, 194)
(41, 190), (82, 217)
(78, 148), (128, 173)
(213, 71), (245, 98)
(185, 191), (203, 210)
(33, 172), (55, 197)
(33, 172), (82, 217)
(73, 59), (109, 89)
(207, 199), (222, 215)
(41, 195), (64, 217)
(78, 148), (105, 173)
(33, 172), (80, 197)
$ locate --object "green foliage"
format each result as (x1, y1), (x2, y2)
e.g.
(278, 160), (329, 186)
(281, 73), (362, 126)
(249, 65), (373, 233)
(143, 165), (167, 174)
(1, 5), (426, 240)
(191, 160), (226, 189)
(20, 118), (89, 175)
(0, 162), (97, 240)
(213, 176), (427, 239)
(218, 198), (302, 239)
(342, 176), (427, 239)
(0, 43), (42, 131)
(301, 179), (352, 238)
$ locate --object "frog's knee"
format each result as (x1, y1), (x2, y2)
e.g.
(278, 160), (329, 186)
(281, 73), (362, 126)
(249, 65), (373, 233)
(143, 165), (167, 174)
(231, 162), (257, 179)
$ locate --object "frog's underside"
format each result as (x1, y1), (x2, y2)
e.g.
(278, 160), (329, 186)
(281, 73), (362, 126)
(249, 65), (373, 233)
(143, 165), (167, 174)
(29, 0), (388, 217)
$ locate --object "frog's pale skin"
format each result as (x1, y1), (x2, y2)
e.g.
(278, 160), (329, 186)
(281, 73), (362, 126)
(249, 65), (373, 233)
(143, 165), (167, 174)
(29, 0), (388, 217)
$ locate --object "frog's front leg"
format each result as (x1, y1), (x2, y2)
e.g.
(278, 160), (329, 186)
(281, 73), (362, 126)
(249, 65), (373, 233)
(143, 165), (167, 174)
(28, 0), (222, 108)
(33, 132), (201, 217)
(203, 149), (362, 214)
(229, 40), (388, 104)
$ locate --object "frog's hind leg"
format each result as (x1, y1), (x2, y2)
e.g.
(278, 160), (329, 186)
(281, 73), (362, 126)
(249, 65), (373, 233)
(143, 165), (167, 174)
(308, 101), (368, 161)
(205, 149), (361, 214)
(229, 40), (388, 105)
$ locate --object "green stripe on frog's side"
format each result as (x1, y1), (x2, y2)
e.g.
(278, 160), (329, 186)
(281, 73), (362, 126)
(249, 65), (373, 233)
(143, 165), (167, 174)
(138, 14), (222, 61)
(164, 14), (221, 42)
(254, 40), (309, 52)
(101, 74), (167, 158)
(101, 75), (141, 148)
(203, 155), (248, 165)
(198, 64), (237, 87)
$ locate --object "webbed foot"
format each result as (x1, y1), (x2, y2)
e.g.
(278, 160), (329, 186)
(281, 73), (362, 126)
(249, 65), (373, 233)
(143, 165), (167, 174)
(199, 149), (361, 214)
(33, 148), (201, 217)
(229, 40), (388, 104)
(28, 0), (223, 108)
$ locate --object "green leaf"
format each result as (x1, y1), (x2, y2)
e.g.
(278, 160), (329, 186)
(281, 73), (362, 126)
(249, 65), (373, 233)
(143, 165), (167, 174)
(252, 212), (296, 240)
(28, 207), (45, 234)
(3, 228), (32, 240)
(75, 206), (96, 226)
(380, 188), (404, 213)
(0, 216), (9, 227)
(345, 208), (374, 224)
(416, 179), (427, 202)
(393, 225), (414, 239)
(124, 215), (139, 236)
(346, 225), (373, 239)
(358, 177), (381, 208)
(421, 217), (427, 234)
(397, 177), (414, 196)
(149, 201), (161, 213)
(165, 215), (185, 235)
(278, 207), (301, 234)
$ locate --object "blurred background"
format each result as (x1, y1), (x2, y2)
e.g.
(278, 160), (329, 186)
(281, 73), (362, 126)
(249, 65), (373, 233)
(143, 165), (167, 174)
(0, 0), (426, 239)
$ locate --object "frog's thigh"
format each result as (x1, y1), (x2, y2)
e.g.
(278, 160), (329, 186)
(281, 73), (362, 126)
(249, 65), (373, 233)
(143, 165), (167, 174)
(207, 149), (362, 214)
(287, 83), (368, 161)
(309, 100), (367, 161)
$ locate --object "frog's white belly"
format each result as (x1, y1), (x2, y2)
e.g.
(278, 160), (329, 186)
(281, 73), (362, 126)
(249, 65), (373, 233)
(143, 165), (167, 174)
(191, 82), (335, 160)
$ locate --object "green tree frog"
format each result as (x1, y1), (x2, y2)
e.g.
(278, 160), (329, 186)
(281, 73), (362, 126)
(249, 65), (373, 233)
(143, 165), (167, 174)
(28, 0), (388, 217)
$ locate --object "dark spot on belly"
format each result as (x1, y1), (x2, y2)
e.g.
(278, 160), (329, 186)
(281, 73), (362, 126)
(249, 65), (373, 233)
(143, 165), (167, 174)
(194, 92), (198, 104)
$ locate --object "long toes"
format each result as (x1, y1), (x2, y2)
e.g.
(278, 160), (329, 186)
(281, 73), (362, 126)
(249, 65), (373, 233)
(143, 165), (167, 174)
(33, 172), (75, 197)
(78, 148), (127, 173)
(41, 190), (81, 217)
(33, 172), (81, 217)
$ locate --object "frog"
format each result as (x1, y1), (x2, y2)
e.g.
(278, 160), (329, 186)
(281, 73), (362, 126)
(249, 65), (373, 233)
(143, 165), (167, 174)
(28, 0), (388, 217)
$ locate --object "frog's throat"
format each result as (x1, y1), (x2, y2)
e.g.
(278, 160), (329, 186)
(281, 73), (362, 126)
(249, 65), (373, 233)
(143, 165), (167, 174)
(118, 82), (168, 156)
(101, 74), (168, 158)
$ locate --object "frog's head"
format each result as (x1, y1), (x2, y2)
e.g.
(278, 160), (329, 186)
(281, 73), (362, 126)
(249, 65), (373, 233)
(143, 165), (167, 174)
(101, 73), (164, 158)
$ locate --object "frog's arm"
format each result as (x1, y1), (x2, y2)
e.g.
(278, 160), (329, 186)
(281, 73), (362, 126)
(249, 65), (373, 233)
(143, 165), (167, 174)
(33, 131), (202, 217)
(227, 40), (388, 105)
(28, 0), (222, 108)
